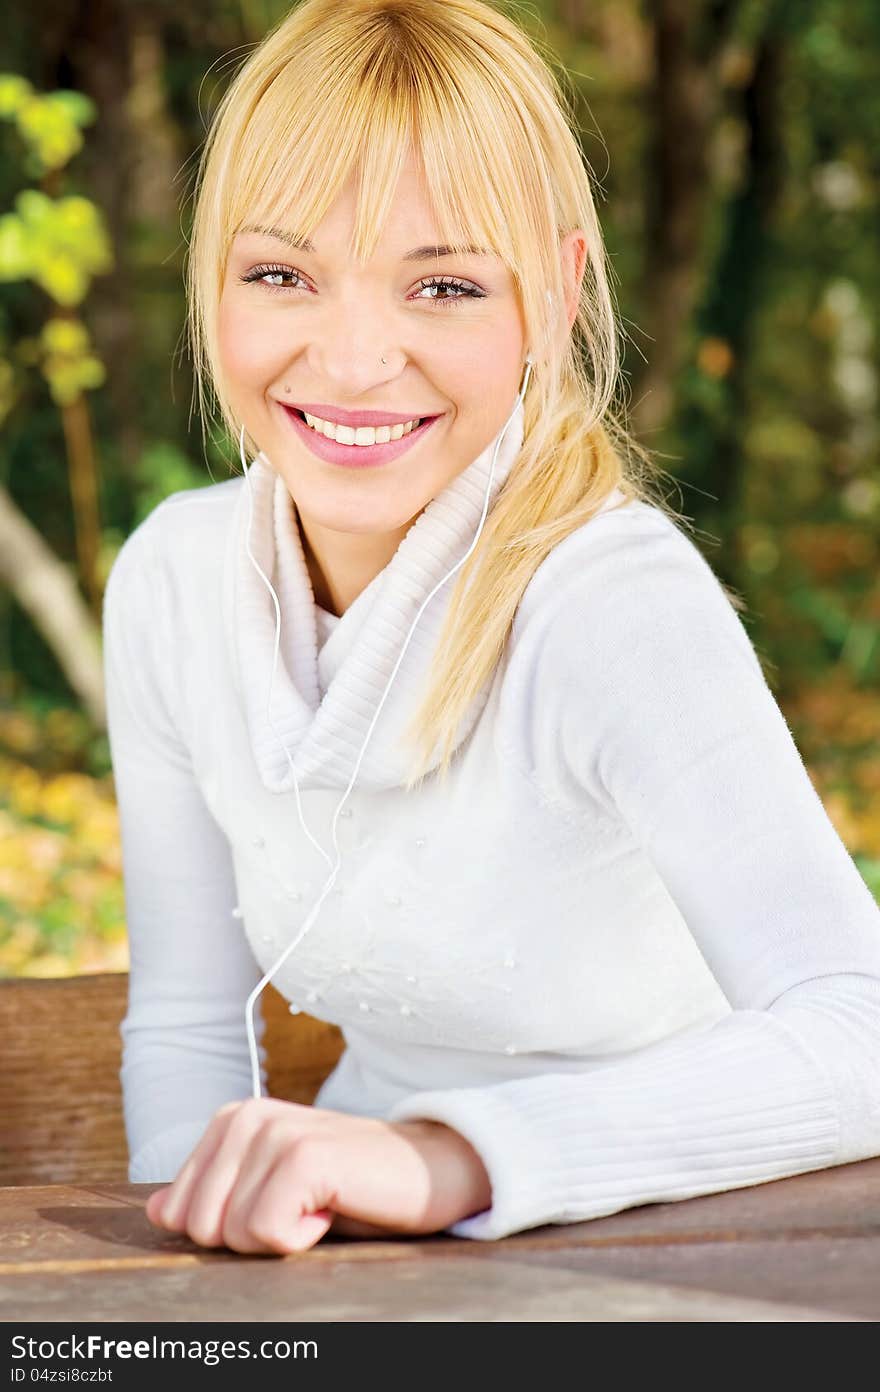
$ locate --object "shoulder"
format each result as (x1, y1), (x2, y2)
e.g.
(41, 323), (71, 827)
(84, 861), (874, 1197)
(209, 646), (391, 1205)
(501, 491), (771, 811)
(517, 491), (710, 616)
(102, 478), (245, 748)
(513, 489), (763, 680)
(104, 476), (243, 609)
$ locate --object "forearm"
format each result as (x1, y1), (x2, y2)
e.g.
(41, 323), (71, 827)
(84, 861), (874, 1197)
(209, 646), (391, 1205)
(389, 975), (880, 1240)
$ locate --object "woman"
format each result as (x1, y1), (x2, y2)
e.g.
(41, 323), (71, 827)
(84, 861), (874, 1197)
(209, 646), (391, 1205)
(103, 0), (880, 1255)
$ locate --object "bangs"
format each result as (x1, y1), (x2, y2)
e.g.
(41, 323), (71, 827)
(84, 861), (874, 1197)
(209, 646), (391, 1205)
(217, 23), (555, 291)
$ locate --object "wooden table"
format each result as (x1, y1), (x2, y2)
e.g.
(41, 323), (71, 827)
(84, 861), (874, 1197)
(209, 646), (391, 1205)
(3, 1157), (879, 1322)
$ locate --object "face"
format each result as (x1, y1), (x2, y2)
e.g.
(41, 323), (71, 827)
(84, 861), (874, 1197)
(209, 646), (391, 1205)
(218, 144), (528, 543)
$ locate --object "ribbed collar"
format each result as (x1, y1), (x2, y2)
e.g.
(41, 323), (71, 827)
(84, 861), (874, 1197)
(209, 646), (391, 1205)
(228, 397), (525, 793)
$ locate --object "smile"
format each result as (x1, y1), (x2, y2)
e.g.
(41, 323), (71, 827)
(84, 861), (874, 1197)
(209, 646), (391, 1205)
(277, 402), (443, 470)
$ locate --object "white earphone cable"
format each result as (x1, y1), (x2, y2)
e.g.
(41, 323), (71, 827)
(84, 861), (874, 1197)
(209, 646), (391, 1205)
(238, 345), (539, 1097)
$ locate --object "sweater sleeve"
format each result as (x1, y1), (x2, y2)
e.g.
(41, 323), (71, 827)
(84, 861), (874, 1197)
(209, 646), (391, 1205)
(387, 512), (880, 1239)
(103, 515), (267, 1183)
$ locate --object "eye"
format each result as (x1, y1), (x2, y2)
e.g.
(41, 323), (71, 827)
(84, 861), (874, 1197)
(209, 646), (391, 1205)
(412, 275), (486, 308)
(239, 263), (306, 294)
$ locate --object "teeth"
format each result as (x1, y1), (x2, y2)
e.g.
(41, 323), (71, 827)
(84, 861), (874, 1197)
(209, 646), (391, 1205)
(301, 412), (422, 445)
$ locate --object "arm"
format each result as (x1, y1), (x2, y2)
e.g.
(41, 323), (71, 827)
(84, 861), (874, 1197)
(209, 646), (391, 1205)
(388, 513), (880, 1239)
(103, 515), (266, 1182)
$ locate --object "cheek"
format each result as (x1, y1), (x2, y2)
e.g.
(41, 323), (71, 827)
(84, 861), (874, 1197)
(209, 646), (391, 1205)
(217, 296), (286, 392)
(452, 327), (524, 416)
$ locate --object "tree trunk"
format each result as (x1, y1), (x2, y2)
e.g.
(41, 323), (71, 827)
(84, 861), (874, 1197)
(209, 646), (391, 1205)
(0, 485), (105, 730)
(679, 11), (789, 592)
(632, 0), (745, 439)
(40, 0), (145, 495)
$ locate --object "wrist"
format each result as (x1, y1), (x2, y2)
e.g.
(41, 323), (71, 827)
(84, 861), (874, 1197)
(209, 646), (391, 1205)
(397, 1118), (492, 1221)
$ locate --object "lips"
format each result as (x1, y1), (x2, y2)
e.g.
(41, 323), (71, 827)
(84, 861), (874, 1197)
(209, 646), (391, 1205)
(277, 401), (442, 469)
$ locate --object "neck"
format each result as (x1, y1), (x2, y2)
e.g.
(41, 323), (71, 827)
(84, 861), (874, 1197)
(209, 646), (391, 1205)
(294, 501), (419, 618)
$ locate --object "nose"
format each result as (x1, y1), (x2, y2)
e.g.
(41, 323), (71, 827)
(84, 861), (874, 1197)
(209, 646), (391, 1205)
(305, 293), (403, 393)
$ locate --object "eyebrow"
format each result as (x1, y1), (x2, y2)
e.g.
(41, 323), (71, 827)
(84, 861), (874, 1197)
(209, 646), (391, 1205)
(238, 224), (493, 260)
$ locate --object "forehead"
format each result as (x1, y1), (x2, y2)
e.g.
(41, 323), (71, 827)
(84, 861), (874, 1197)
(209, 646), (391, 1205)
(230, 142), (504, 265)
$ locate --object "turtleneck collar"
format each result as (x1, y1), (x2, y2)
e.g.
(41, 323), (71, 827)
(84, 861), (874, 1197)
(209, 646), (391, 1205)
(227, 396), (525, 794)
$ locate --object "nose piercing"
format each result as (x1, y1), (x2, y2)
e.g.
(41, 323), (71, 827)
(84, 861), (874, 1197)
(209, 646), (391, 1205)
(381, 355), (387, 365)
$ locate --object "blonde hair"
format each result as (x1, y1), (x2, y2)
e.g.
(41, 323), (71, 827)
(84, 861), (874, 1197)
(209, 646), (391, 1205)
(185, 0), (741, 790)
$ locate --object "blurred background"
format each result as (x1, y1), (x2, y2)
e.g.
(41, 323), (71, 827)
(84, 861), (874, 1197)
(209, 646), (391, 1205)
(0, 0), (878, 979)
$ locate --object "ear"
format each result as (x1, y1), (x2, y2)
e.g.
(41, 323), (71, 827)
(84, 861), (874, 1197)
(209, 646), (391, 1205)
(559, 229), (589, 332)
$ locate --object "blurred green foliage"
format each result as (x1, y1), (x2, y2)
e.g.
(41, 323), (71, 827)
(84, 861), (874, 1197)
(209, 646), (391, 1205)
(0, 72), (112, 418)
(0, 74), (95, 173)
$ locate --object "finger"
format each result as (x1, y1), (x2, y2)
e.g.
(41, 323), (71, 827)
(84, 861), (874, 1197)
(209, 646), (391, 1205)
(220, 1120), (299, 1254)
(254, 1204), (335, 1255)
(158, 1104), (240, 1233)
(245, 1145), (336, 1254)
(145, 1186), (171, 1226)
(282, 1208), (334, 1253)
(184, 1104), (273, 1247)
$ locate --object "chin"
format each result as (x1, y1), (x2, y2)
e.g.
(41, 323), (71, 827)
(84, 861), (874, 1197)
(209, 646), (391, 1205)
(296, 487), (431, 537)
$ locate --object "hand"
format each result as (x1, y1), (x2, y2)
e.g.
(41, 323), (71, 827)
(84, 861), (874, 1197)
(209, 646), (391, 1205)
(144, 1097), (492, 1254)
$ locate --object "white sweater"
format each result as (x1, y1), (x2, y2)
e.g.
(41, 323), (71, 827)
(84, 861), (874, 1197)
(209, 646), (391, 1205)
(103, 396), (880, 1240)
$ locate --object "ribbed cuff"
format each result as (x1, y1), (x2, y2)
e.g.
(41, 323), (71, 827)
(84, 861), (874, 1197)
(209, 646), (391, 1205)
(388, 1085), (571, 1239)
(388, 1010), (842, 1241)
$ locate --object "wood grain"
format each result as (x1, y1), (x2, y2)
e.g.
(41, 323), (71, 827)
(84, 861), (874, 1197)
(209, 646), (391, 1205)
(0, 973), (344, 1185)
(2, 1165), (879, 1320)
